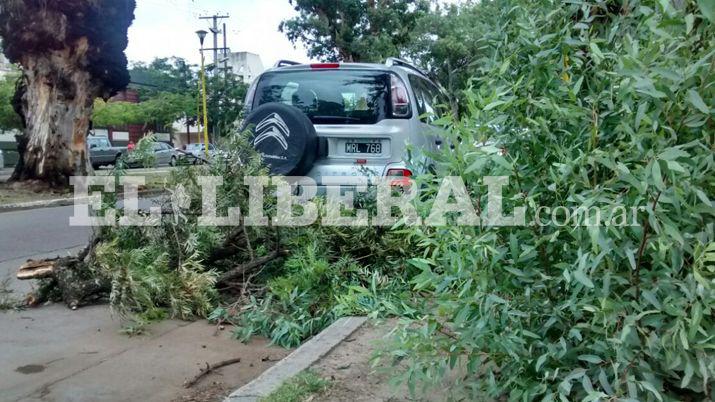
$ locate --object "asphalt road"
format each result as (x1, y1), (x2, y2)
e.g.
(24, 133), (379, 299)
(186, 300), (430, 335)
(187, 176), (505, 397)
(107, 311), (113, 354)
(0, 198), (160, 294)
(0, 205), (90, 265)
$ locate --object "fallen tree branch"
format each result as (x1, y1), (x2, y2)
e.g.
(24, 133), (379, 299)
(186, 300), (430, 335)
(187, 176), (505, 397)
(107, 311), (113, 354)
(183, 357), (242, 388)
(17, 259), (59, 280)
(634, 190), (662, 299)
(17, 231), (110, 309)
(205, 227), (249, 264)
(217, 250), (289, 285)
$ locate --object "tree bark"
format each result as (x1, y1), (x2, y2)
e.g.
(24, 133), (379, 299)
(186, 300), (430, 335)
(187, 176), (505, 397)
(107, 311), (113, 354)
(11, 41), (95, 187)
(0, 0), (136, 188)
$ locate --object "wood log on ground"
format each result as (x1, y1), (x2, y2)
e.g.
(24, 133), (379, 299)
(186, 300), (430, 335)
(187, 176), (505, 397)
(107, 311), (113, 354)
(17, 259), (59, 280)
(17, 233), (109, 309)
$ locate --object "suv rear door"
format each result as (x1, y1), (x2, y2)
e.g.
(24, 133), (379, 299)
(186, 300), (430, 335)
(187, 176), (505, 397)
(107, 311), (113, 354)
(251, 68), (408, 181)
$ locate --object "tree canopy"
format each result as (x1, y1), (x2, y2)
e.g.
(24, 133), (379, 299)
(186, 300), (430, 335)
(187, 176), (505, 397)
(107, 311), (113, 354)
(91, 57), (248, 136)
(0, 73), (21, 131)
(280, 0), (429, 62)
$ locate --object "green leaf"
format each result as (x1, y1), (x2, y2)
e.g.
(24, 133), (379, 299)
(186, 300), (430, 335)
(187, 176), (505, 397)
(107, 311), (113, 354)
(681, 360), (694, 388)
(589, 42), (604, 64)
(685, 14), (695, 34)
(642, 290), (662, 309)
(574, 269), (594, 288)
(697, 0), (715, 23)
(658, 147), (689, 161)
(578, 354), (603, 364)
(626, 248), (637, 270)
(640, 381), (663, 401)
(535, 354), (548, 372)
(407, 258), (432, 270)
(652, 161), (665, 191)
(635, 102), (647, 128)
(687, 89), (710, 114)
(483, 100), (506, 111)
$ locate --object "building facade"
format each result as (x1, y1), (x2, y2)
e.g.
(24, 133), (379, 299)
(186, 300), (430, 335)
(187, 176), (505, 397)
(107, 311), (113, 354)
(0, 41), (14, 77)
(225, 52), (264, 83)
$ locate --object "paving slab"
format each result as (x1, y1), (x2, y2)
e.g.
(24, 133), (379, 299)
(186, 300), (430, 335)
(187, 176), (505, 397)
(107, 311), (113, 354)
(0, 304), (291, 402)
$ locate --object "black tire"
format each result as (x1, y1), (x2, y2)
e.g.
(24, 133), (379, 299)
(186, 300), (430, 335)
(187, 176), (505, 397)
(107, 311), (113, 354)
(170, 156), (177, 167)
(241, 102), (317, 176)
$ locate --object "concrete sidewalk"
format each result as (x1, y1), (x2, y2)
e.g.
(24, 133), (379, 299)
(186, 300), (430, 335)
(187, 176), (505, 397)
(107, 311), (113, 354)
(0, 304), (291, 402)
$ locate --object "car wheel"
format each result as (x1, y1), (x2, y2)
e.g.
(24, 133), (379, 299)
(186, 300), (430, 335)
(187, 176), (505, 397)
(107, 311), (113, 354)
(170, 156), (177, 167)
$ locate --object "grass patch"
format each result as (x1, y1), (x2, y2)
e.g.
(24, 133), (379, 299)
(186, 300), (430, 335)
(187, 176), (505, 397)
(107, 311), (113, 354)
(0, 168), (171, 206)
(260, 370), (330, 402)
(0, 183), (70, 206)
(0, 278), (20, 310)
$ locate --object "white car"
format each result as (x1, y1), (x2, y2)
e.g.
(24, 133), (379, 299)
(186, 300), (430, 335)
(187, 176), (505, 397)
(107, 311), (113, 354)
(0, 148), (4, 169)
(183, 143), (221, 164)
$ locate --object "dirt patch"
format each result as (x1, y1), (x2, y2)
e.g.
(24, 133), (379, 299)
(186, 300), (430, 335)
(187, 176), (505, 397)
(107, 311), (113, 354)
(308, 320), (419, 402)
(172, 381), (229, 402)
(0, 181), (70, 205)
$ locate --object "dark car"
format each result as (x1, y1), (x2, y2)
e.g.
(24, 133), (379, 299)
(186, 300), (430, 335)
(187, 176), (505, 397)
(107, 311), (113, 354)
(88, 137), (126, 169)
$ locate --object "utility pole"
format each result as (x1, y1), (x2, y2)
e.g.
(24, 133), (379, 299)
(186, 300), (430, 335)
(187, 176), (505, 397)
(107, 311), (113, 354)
(223, 23), (229, 75)
(198, 14), (229, 144)
(199, 14), (229, 67)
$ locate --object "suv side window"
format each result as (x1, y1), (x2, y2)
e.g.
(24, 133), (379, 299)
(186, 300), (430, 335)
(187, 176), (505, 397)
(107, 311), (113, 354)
(409, 75), (445, 124)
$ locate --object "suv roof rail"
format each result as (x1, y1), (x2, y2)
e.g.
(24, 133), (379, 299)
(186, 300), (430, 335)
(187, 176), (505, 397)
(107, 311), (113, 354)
(385, 57), (430, 78)
(274, 59), (302, 68)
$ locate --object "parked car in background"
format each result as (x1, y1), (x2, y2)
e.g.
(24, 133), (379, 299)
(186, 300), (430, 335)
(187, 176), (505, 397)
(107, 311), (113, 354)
(180, 143), (221, 164)
(0, 149), (4, 169)
(185, 143), (219, 158)
(88, 136), (127, 169)
(125, 141), (179, 168)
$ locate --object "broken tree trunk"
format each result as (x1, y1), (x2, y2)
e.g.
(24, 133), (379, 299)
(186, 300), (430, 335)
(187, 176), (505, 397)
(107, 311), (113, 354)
(18, 234), (109, 309)
(11, 50), (95, 186)
(0, 0), (136, 188)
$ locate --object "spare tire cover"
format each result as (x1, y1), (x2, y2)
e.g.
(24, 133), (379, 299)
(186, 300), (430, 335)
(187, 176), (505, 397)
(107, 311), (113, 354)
(241, 102), (317, 175)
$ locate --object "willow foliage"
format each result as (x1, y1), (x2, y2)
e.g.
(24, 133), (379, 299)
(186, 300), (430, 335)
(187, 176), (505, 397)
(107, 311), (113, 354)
(386, 0), (715, 400)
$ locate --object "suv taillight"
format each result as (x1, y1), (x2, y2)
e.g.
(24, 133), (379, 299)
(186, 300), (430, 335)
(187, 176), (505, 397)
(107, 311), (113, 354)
(386, 168), (412, 177)
(391, 75), (410, 117)
(310, 63), (340, 69)
(386, 168), (412, 186)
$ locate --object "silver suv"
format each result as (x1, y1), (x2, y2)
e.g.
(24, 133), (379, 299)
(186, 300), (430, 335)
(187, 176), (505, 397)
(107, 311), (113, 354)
(243, 58), (447, 189)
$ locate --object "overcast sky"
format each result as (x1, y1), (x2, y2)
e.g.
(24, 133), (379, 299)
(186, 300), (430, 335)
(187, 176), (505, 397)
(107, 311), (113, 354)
(125, 0), (463, 69)
(126, 0), (313, 68)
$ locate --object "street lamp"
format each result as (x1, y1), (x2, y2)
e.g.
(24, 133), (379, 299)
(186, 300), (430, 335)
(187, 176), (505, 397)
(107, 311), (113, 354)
(196, 30), (210, 159)
(196, 29), (207, 47)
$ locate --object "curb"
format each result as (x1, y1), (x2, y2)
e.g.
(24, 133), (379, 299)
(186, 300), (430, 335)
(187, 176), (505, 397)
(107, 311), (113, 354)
(0, 189), (165, 213)
(225, 316), (367, 402)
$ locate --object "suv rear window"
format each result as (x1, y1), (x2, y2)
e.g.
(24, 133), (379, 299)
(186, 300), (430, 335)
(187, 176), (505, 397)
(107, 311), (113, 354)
(253, 70), (390, 125)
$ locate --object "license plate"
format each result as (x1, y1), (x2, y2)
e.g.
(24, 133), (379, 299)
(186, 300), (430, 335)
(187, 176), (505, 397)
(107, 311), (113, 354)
(345, 142), (381, 154)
